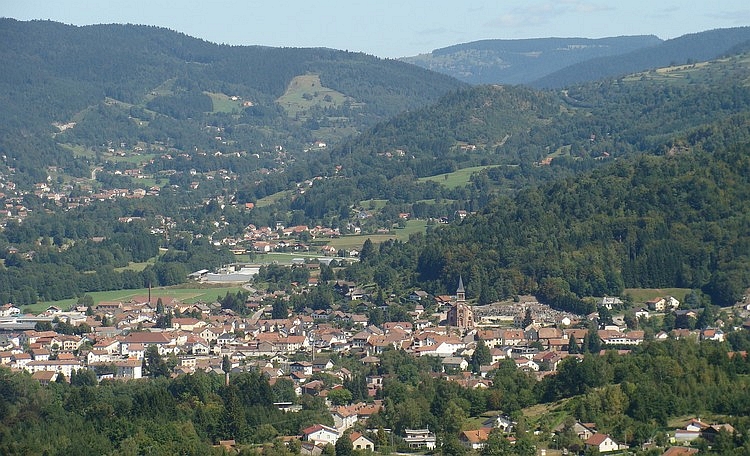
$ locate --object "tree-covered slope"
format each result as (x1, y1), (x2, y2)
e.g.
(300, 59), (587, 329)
(0, 19), (464, 186)
(329, 50), (750, 182)
(401, 28), (750, 88)
(532, 27), (750, 88)
(350, 125), (750, 310)
(402, 36), (662, 85)
(327, 54), (750, 309)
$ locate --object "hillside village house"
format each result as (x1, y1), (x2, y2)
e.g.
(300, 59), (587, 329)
(349, 432), (375, 451)
(585, 433), (626, 453)
(302, 424), (339, 445)
(403, 429), (437, 450)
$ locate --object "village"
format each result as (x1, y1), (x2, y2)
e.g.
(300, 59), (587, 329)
(0, 271), (742, 454)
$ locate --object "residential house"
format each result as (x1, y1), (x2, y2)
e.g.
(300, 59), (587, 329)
(503, 329), (526, 346)
(442, 356), (469, 371)
(514, 358), (539, 372)
(403, 429), (437, 450)
(598, 330), (644, 346)
(585, 434), (625, 453)
(599, 297), (623, 310)
(112, 359), (143, 380)
(485, 414), (514, 433)
(349, 432), (375, 451)
(646, 297), (667, 311)
(0, 303), (21, 316)
(460, 428), (492, 450)
(25, 359), (83, 378)
(331, 405), (358, 431)
(476, 329), (504, 348)
(121, 331), (175, 355)
(701, 328), (725, 342)
(302, 424), (339, 445)
(290, 361), (314, 376)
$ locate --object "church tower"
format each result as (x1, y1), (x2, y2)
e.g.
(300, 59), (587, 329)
(447, 276), (473, 330)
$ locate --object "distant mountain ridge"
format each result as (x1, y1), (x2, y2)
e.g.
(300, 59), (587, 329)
(532, 27), (750, 88)
(402, 36), (662, 85)
(403, 28), (750, 87)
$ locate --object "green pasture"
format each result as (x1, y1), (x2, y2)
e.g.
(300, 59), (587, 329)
(326, 220), (427, 250)
(276, 74), (350, 118)
(206, 92), (244, 114)
(623, 288), (692, 304)
(359, 199), (388, 210)
(114, 259), (157, 273)
(256, 190), (293, 208)
(418, 165), (502, 189)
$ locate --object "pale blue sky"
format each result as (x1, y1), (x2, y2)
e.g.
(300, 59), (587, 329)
(3, 0), (750, 58)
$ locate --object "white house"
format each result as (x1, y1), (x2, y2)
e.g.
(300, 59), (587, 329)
(585, 434), (625, 453)
(302, 424), (340, 445)
(404, 429), (437, 450)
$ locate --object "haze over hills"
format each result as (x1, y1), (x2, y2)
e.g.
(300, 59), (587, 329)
(401, 35), (662, 85)
(402, 27), (750, 87)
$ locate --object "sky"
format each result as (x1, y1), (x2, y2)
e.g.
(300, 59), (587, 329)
(3, 0), (750, 58)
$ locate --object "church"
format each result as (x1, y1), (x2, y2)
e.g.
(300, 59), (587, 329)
(447, 276), (474, 330)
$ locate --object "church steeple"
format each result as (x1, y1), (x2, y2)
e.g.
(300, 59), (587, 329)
(456, 276), (465, 302)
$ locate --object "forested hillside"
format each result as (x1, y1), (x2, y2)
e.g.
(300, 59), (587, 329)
(0, 19), (463, 186)
(321, 51), (750, 197)
(401, 28), (750, 88)
(402, 36), (662, 85)
(1, 19), (750, 310)
(4, 18), (750, 456)
(531, 27), (750, 88)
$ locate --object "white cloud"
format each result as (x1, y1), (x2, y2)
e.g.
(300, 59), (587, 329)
(484, 1), (613, 30)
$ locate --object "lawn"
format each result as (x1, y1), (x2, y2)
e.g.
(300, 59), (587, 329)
(206, 92), (244, 114)
(418, 165), (503, 189)
(256, 190), (293, 208)
(623, 288), (692, 304)
(114, 258), (157, 273)
(326, 220), (427, 250)
(22, 284), (244, 314)
(276, 74), (350, 118)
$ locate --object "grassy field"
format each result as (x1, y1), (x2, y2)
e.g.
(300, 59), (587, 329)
(22, 284), (244, 314)
(256, 190), (293, 208)
(114, 259), (157, 273)
(359, 199), (388, 210)
(623, 288), (692, 304)
(276, 74), (350, 118)
(326, 220), (428, 250)
(206, 92), (244, 114)
(418, 165), (503, 189)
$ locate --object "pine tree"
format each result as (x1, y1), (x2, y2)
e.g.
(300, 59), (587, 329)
(568, 337), (580, 354)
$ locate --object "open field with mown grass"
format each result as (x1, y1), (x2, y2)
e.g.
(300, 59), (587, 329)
(207, 92), (244, 113)
(276, 74), (349, 118)
(326, 220), (427, 250)
(623, 288), (692, 304)
(114, 259), (157, 273)
(22, 284), (244, 314)
(418, 165), (503, 189)
(256, 190), (293, 208)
